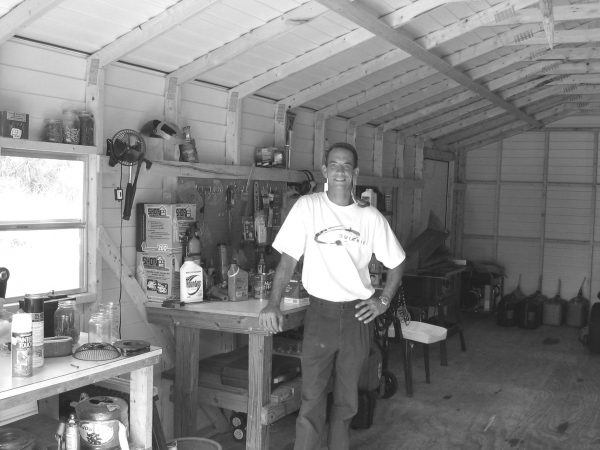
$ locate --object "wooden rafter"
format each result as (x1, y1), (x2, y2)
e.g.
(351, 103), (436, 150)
(316, 0), (542, 127)
(538, 0), (554, 49)
(91, 0), (221, 68)
(317, 23), (544, 118)
(439, 98), (562, 148)
(0, 0), (66, 45)
(168, 1), (326, 84)
(447, 103), (574, 152)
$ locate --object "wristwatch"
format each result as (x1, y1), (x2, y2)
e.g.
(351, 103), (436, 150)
(378, 295), (391, 307)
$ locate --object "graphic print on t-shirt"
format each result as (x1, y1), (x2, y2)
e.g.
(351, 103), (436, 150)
(314, 225), (367, 247)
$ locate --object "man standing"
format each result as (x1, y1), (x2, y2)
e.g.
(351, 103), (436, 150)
(259, 142), (405, 450)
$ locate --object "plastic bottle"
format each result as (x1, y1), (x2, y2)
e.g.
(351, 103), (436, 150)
(257, 252), (266, 274)
(227, 259), (248, 302)
(180, 257), (204, 303)
(65, 413), (80, 450)
(11, 312), (33, 377)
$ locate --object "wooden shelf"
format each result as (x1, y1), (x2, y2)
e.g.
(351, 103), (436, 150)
(100, 155), (418, 188)
(0, 136), (99, 155)
(196, 377), (302, 426)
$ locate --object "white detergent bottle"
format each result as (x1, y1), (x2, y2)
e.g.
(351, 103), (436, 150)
(180, 256), (203, 303)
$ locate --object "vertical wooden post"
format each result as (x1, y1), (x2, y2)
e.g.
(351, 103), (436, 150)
(247, 333), (272, 450)
(493, 140), (502, 261)
(455, 150), (467, 258)
(411, 137), (424, 238)
(226, 91), (241, 165)
(174, 325), (201, 438)
(85, 57), (103, 302)
(540, 130), (550, 278)
(130, 365), (154, 449)
(373, 126), (383, 177)
(589, 131), (598, 300)
(346, 121), (357, 147)
(314, 113), (326, 170)
(274, 103), (287, 148)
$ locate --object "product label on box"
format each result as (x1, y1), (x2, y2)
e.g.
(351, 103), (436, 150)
(141, 204), (196, 252)
(136, 251), (181, 300)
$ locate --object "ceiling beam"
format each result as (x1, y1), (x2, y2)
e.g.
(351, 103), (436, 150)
(232, 27), (373, 99)
(314, 0), (542, 127)
(439, 98), (562, 147)
(401, 77), (556, 136)
(447, 103), (575, 152)
(0, 0), (66, 46)
(169, 1), (326, 84)
(91, 0), (221, 68)
(232, 0), (482, 100)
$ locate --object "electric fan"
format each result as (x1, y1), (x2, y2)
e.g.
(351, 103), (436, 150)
(106, 129), (152, 220)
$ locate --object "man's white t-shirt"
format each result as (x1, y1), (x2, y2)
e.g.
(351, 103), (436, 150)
(272, 192), (405, 302)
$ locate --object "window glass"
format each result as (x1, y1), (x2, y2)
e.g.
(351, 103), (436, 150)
(0, 153), (86, 298)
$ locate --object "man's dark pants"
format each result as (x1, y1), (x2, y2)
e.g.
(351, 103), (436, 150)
(294, 296), (372, 450)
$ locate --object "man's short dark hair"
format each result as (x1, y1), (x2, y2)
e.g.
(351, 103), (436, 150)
(324, 142), (358, 168)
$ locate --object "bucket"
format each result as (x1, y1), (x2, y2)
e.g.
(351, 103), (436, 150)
(168, 437), (222, 450)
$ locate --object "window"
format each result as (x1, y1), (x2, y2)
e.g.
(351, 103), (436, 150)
(0, 144), (97, 301)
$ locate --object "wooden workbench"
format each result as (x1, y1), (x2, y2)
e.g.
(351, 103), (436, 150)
(0, 342), (162, 449)
(146, 299), (307, 450)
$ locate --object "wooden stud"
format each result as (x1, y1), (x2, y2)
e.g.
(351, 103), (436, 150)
(226, 91), (241, 166)
(374, 126), (384, 177)
(314, 113), (326, 170)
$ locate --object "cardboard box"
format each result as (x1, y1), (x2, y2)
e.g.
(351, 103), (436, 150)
(136, 250), (182, 301)
(282, 278), (309, 306)
(0, 111), (29, 139)
(136, 203), (196, 252)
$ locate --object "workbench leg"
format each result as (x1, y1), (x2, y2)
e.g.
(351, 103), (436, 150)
(130, 365), (154, 450)
(247, 333), (272, 450)
(175, 325), (201, 438)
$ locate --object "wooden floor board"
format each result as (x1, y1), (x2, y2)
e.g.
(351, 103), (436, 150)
(212, 314), (600, 449)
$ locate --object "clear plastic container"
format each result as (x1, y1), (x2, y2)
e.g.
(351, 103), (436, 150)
(88, 312), (112, 343)
(62, 110), (80, 144)
(99, 302), (120, 342)
(53, 299), (80, 343)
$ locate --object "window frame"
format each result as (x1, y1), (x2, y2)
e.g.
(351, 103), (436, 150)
(0, 137), (99, 306)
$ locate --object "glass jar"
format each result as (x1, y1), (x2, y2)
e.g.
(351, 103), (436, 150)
(62, 110), (80, 144)
(88, 312), (112, 343)
(45, 119), (63, 143)
(99, 302), (120, 343)
(78, 111), (94, 146)
(53, 299), (80, 343)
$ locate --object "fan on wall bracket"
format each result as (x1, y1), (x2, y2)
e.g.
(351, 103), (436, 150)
(106, 129), (152, 221)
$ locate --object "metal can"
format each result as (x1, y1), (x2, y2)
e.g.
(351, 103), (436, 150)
(75, 396), (128, 450)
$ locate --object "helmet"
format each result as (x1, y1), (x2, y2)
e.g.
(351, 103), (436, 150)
(141, 120), (181, 140)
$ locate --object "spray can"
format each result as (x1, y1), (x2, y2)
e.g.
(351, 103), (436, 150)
(65, 413), (80, 450)
(23, 294), (45, 368)
(11, 312), (33, 377)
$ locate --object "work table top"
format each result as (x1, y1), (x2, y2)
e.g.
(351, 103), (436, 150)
(145, 299), (308, 334)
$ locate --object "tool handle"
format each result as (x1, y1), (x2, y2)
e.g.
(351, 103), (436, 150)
(122, 182), (135, 220)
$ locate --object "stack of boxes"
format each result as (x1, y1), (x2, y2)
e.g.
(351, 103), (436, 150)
(135, 203), (197, 302)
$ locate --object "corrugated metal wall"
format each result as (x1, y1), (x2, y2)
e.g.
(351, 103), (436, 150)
(463, 130), (600, 304)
